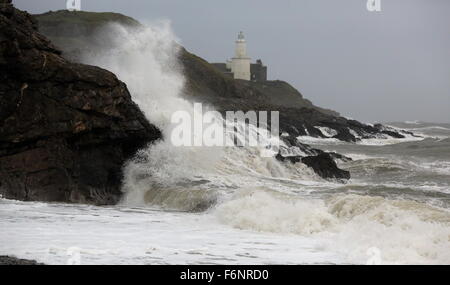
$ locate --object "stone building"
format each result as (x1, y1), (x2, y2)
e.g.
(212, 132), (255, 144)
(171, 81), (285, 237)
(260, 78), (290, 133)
(212, 32), (267, 82)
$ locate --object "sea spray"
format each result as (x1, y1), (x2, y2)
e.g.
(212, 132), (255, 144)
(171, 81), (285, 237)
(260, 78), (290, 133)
(79, 22), (450, 264)
(81, 22), (187, 132)
(81, 22), (302, 209)
(215, 190), (450, 264)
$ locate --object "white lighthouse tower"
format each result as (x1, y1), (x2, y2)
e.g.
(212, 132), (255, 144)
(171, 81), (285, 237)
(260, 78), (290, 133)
(228, 31), (251, 80)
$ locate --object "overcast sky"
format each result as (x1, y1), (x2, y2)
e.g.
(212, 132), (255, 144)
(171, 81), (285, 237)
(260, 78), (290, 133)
(14, 0), (450, 123)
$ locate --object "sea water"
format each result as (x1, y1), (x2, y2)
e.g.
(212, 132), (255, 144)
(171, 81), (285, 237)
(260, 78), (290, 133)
(1, 23), (449, 265)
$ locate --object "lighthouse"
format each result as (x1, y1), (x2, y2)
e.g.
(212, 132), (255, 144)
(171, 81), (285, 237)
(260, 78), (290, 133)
(212, 32), (267, 82)
(228, 31), (251, 80)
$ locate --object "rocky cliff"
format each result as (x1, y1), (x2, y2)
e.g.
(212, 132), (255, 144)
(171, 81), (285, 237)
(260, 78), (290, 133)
(32, 10), (418, 180)
(35, 10), (411, 143)
(180, 50), (413, 142)
(0, 0), (161, 204)
(0, 4), (416, 204)
(32, 9), (359, 182)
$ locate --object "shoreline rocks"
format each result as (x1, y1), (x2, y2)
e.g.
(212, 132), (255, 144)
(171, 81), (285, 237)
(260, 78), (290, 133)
(301, 153), (350, 180)
(0, 1), (161, 204)
(0, 256), (44, 265)
(276, 135), (351, 180)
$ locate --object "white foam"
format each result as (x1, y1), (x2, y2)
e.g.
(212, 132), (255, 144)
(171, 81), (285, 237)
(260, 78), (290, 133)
(81, 23), (320, 209)
(316, 126), (338, 138)
(404, 120), (421, 125)
(297, 132), (424, 146)
(4, 21), (448, 266)
(215, 191), (450, 264)
(296, 135), (342, 145)
(410, 160), (450, 176)
(358, 135), (424, 146)
(410, 126), (450, 131)
(348, 128), (361, 139)
(0, 198), (343, 265)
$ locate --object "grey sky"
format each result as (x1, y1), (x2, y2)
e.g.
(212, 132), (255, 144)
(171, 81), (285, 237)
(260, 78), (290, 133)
(14, 0), (450, 123)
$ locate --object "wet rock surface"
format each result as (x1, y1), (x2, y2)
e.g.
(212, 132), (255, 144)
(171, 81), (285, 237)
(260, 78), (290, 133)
(0, 1), (161, 204)
(0, 255), (44, 265)
(277, 135), (351, 180)
(301, 153), (351, 180)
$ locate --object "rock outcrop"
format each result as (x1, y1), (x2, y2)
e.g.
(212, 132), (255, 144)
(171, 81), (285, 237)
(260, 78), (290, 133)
(301, 153), (350, 180)
(276, 135), (351, 180)
(275, 152), (350, 180)
(0, 255), (43, 265)
(0, 0), (161, 204)
(179, 50), (413, 142)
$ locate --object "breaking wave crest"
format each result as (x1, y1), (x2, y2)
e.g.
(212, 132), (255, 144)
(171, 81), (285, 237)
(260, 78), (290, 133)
(81, 22), (450, 264)
(82, 22), (317, 211)
(215, 190), (450, 264)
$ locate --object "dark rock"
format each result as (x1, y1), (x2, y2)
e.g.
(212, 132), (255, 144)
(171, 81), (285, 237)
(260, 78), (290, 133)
(381, 130), (405, 139)
(280, 135), (322, 156)
(0, 3), (161, 204)
(275, 137), (351, 180)
(332, 128), (357, 142)
(0, 256), (44, 265)
(275, 153), (302, 164)
(327, 152), (353, 163)
(373, 124), (405, 139)
(276, 152), (351, 180)
(301, 153), (350, 180)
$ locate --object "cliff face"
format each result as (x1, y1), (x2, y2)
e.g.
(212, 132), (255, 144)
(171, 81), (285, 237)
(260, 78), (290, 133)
(179, 49), (410, 142)
(34, 10), (410, 143)
(0, 1), (161, 204)
(30, 9), (418, 182)
(179, 50), (338, 116)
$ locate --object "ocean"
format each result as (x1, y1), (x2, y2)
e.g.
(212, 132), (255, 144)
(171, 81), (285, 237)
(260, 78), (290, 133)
(1, 121), (449, 265)
(1, 23), (449, 265)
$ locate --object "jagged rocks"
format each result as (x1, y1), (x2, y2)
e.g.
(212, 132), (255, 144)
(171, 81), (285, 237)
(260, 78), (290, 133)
(0, 1), (161, 204)
(276, 151), (351, 181)
(301, 153), (350, 180)
(0, 256), (44, 265)
(276, 135), (351, 180)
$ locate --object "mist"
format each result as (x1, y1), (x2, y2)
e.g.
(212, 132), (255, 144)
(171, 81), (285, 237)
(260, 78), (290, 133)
(15, 0), (450, 123)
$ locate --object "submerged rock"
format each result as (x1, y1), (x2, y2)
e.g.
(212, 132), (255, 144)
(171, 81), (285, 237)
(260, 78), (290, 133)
(276, 135), (351, 180)
(0, 256), (44, 265)
(276, 152), (350, 181)
(0, 1), (161, 204)
(301, 153), (351, 180)
(275, 153), (302, 164)
(327, 152), (353, 163)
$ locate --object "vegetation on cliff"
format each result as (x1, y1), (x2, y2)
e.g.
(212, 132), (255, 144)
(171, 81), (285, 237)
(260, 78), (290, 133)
(34, 10), (408, 143)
